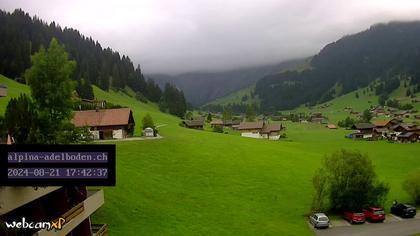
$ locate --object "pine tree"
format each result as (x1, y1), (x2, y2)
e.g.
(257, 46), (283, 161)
(245, 104), (256, 121)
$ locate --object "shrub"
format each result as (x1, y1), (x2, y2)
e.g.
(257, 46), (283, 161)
(403, 171), (420, 205)
(142, 114), (155, 130)
(311, 150), (389, 212)
(213, 125), (223, 133)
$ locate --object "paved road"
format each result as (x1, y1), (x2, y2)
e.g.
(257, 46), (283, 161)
(314, 217), (420, 236)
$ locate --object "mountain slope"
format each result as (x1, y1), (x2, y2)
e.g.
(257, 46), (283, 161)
(149, 57), (309, 106)
(205, 84), (257, 106)
(256, 21), (420, 111)
(0, 9), (162, 102)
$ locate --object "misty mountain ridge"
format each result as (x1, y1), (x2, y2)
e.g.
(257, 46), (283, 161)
(255, 21), (420, 111)
(148, 58), (309, 106)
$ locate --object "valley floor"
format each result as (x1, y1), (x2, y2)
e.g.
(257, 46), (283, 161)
(92, 121), (419, 236)
(1, 75), (419, 236)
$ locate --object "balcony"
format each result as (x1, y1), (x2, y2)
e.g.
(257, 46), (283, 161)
(34, 189), (104, 236)
(0, 187), (62, 215)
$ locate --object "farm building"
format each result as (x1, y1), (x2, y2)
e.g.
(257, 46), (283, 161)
(391, 123), (419, 134)
(309, 112), (327, 124)
(183, 120), (204, 129)
(210, 119), (241, 128)
(397, 132), (419, 143)
(371, 106), (385, 116)
(72, 108), (135, 140)
(238, 121), (283, 140)
(210, 119), (224, 128)
(373, 119), (401, 129)
(349, 123), (376, 139)
(0, 84), (7, 97)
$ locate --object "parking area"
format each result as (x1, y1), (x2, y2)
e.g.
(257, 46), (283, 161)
(310, 214), (420, 236)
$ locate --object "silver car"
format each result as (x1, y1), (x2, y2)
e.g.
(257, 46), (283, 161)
(309, 213), (330, 228)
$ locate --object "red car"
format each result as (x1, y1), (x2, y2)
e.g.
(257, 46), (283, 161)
(343, 211), (366, 224)
(363, 207), (385, 222)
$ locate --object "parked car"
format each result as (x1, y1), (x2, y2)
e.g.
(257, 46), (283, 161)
(343, 211), (366, 224)
(309, 213), (330, 229)
(363, 207), (385, 222)
(391, 203), (417, 218)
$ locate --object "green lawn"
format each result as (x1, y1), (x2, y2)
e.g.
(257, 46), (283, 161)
(1, 75), (419, 235)
(0, 75), (30, 115)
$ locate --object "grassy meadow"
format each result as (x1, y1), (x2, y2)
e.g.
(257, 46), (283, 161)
(1, 75), (420, 235)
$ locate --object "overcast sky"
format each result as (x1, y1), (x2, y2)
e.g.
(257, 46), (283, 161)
(2, 0), (420, 74)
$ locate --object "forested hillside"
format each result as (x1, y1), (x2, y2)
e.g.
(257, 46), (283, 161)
(256, 22), (420, 111)
(0, 9), (162, 101)
(0, 9), (187, 117)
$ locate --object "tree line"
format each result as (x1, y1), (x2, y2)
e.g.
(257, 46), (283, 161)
(0, 9), (186, 117)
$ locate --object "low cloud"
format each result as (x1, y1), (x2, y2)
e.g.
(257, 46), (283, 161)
(2, 0), (420, 74)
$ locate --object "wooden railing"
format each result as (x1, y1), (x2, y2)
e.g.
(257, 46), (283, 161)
(53, 202), (84, 226)
(92, 223), (108, 236)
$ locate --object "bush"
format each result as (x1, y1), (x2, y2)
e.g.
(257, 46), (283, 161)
(311, 150), (389, 212)
(403, 171), (420, 205)
(213, 125), (223, 133)
(338, 117), (355, 128)
(142, 114), (155, 130)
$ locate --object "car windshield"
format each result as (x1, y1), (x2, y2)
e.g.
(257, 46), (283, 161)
(318, 217), (328, 221)
(354, 213), (364, 216)
(374, 210), (384, 215)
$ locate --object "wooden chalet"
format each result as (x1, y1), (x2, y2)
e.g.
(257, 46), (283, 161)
(371, 119), (402, 139)
(210, 119), (224, 128)
(349, 123), (376, 139)
(0, 84), (7, 97)
(391, 123), (420, 134)
(183, 120), (204, 129)
(238, 121), (283, 140)
(210, 119), (241, 128)
(397, 132), (419, 143)
(373, 118), (401, 128)
(72, 108), (135, 140)
(371, 106), (385, 116)
(309, 112), (326, 124)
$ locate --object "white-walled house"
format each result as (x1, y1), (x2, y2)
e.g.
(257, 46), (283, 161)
(237, 121), (283, 140)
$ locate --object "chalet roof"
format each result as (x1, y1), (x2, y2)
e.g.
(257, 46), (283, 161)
(210, 119), (224, 125)
(183, 120), (204, 127)
(398, 132), (418, 138)
(352, 123), (375, 130)
(72, 108), (134, 128)
(261, 123), (281, 133)
(238, 122), (264, 130)
(327, 124), (337, 129)
(392, 123), (418, 132)
(373, 120), (390, 127)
